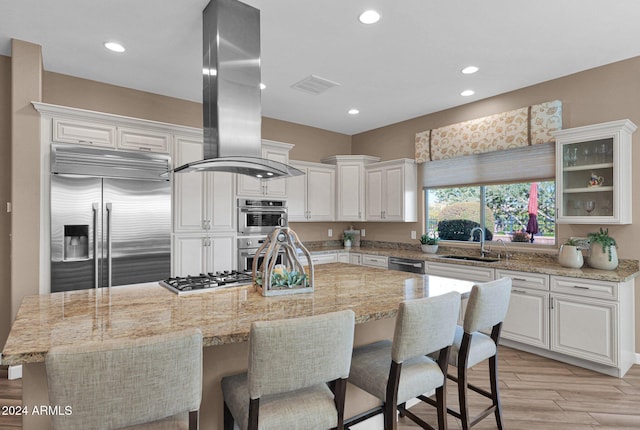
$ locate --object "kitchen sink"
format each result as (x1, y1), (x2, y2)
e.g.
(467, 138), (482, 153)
(437, 255), (500, 263)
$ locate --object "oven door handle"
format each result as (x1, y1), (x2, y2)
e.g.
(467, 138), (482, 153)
(240, 207), (287, 213)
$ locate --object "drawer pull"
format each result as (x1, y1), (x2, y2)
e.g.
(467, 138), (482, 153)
(512, 289), (527, 294)
(573, 285), (590, 290)
(513, 277), (527, 281)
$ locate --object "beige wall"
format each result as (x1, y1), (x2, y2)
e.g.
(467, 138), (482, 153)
(351, 57), (640, 253)
(0, 55), (11, 348)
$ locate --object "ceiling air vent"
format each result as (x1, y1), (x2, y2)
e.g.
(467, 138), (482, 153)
(291, 74), (340, 95)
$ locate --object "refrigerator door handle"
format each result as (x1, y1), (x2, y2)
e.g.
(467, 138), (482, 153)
(92, 202), (99, 289)
(106, 202), (113, 287)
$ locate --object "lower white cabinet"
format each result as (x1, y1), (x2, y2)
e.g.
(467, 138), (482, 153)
(310, 252), (339, 265)
(496, 268), (635, 377)
(550, 293), (617, 367)
(172, 234), (236, 277)
(349, 253), (362, 265)
(425, 261), (494, 283)
(361, 254), (388, 269)
(338, 251), (350, 263)
(497, 269), (550, 349)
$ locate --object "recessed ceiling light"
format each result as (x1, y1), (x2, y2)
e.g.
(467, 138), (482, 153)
(104, 41), (125, 53)
(348, 108), (360, 115)
(260, 83), (266, 90)
(203, 68), (217, 76)
(461, 90), (475, 97)
(461, 66), (479, 74)
(359, 10), (380, 24)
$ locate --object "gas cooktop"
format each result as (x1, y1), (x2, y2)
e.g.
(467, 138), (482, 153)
(160, 271), (253, 295)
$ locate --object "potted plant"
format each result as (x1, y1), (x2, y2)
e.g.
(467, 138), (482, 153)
(343, 232), (354, 249)
(558, 238), (584, 269)
(587, 228), (618, 270)
(420, 233), (439, 254)
(511, 231), (530, 242)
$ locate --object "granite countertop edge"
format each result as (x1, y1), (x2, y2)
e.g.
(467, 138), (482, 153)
(304, 245), (640, 283)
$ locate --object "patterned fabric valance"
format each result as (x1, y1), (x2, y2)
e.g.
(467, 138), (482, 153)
(415, 100), (562, 162)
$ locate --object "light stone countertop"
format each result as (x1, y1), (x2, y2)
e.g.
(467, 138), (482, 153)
(306, 245), (640, 282)
(1, 263), (475, 366)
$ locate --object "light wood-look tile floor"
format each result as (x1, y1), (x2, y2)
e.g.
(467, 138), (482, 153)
(2, 346), (640, 429)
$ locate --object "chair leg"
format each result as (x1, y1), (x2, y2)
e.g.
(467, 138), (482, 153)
(332, 378), (348, 430)
(489, 355), (504, 430)
(457, 360), (471, 430)
(435, 384), (448, 430)
(248, 398), (260, 430)
(384, 361), (402, 430)
(223, 402), (234, 430)
(188, 410), (198, 430)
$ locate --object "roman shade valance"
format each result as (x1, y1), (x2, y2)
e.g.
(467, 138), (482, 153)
(421, 141), (556, 189)
(415, 100), (562, 162)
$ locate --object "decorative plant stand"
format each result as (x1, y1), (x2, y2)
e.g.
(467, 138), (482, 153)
(252, 227), (314, 296)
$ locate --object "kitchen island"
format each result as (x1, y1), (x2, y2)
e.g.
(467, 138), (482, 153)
(2, 263), (474, 430)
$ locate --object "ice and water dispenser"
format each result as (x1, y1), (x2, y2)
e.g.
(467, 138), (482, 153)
(64, 225), (89, 260)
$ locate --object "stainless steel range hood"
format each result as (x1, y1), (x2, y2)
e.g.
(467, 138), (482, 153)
(174, 0), (302, 179)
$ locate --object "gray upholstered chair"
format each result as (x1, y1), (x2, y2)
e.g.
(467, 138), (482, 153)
(346, 292), (461, 430)
(221, 310), (355, 430)
(45, 328), (203, 430)
(445, 277), (512, 430)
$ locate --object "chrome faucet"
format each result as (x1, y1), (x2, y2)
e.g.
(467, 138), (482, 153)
(496, 238), (509, 261)
(469, 227), (488, 257)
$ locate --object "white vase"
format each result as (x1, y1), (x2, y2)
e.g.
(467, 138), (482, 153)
(344, 239), (352, 249)
(557, 245), (584, 268)
(588, 244), (618, 270)
(421, 244), (438, 254)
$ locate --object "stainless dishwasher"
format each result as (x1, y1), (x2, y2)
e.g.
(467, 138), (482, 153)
(388, 257), (426, 274)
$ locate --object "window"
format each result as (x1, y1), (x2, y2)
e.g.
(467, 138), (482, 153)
(426, 181), (556, 245)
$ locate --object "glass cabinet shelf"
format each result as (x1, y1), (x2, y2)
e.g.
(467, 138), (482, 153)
(554, 119), (636, 224)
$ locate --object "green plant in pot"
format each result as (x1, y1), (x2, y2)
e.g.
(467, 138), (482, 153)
(420, 233), (439, 254)
(587, 228), (618, 270)
(343, 232), (354, 248)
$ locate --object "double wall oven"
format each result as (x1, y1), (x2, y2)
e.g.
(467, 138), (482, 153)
(237, 199), (287, 272)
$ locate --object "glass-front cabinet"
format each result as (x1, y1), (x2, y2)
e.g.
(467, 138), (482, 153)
(554, 119), (636, 224)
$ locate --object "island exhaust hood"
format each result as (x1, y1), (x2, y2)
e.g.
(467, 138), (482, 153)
(174, 0), (303, 179)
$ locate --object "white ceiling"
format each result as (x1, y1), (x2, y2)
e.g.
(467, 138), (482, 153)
(2, 0), (640, 135)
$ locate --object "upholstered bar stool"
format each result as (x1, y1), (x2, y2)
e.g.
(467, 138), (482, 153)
(45, 328), (203, 430)
(221, 309), (355, 430)
(346, 292), (461, 430)
(445, 277), (512, 430)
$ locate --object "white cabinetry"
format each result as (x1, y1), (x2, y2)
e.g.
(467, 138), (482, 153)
(288, 161), (335, 222)
(321, 155), (380, 222)
(237, 140), (292, 198)
(497, 269), (550, 349)
(497, 268), (635, 377)
(555, 119), (636, 224)
(425, 261), (494, 283)
(310, 252), (339, 265)
(349, 253), (362, 265)
(365, 159), (417, 222)
(172, 234), (235, 277)
(361, 254), (388, 268)
(52, 115), (170, 153)
(118, 127), (170, 153)
(338, 251), (350, 263)
(173, 135), (235, 233)
(53, 118), (116, 148)
(549, 276), (630, 371)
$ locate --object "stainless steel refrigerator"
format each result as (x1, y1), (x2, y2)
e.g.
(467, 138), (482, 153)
(50, 144), (171, 292)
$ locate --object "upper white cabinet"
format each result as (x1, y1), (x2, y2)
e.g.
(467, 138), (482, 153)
(173, 134), (235, 233)
(53, 118), (116, 148)
(172, 234), (236, 277)
(321, 155), (380, 222)
(237, 140), (292, 198)
(288, 161), (335, 222)
(118, 127), (170, 153)
(365, 159), (417, 222)
(39, 102), (172, 154)
(554, 119), (636, 224)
